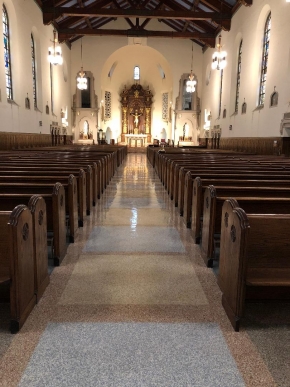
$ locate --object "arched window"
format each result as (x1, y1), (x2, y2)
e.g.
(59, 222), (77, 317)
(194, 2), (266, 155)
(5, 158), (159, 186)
(50, 63), (53, 113)
(258, 13), (271, 106)
(3, 5), (12, 100)
(31, 34), (37, 108)
(133, 66), (140, 81)
(218, 70), (224, 118)
(235, 40), (242, 113)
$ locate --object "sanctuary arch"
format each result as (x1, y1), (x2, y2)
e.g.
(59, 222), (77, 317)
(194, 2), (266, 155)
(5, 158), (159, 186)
(120, 83), (153, 145)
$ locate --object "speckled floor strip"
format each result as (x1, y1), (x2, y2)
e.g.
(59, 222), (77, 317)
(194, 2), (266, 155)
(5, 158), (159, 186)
(18, 323), (245, 387)
(0, 152), (287, 386)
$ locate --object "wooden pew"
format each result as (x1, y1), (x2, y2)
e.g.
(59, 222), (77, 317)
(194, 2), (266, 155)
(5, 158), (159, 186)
(3, 150), (108, 200)
(159, 153), (290, 208)
(201, 186), (290, 267)
(218, 199), (290, 331)
(0, 183), (67, 266)
(180, 167), (290, 218)
(191, 177), (290, 244)
(0, 166), (88, 229)
(0, 144), (127, 199)
(0, 174), (79, 242)
(0, 194), (50, 302)
(0, 163), (90, 219)
(0, 205), (36, 333)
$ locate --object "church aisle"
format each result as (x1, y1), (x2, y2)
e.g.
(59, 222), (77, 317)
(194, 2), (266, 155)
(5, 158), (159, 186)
(0, 154), (279, 386)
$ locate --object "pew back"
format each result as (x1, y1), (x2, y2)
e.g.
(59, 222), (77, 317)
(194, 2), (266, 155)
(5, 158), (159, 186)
(218, 201), (290, 331)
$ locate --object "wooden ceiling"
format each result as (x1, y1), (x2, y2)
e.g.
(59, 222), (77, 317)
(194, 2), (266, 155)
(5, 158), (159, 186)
(38, 0), (252, 48)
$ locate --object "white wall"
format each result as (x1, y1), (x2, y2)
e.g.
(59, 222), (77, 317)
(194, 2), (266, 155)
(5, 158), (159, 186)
(70, 17), (203, 143)
(6, 1), (289, 141)
(201, 0), (290, 139)
(0, 0), (71, 134)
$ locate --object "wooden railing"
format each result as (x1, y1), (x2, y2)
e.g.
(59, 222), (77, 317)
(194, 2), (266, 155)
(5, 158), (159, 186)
(0, 132), (73, 150)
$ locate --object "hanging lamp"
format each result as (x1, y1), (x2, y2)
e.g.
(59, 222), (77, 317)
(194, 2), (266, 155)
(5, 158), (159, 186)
(212, 35), (227, 71)
(48, 27), (63, 65)
(77, 39), (87, 90)
(186, 42), (196, 93)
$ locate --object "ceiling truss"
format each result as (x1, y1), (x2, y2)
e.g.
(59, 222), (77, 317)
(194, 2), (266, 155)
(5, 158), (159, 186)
(38, 0), (252, 48)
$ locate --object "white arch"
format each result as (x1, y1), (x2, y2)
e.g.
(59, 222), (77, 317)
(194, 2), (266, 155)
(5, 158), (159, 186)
(100, 44), (174, 141)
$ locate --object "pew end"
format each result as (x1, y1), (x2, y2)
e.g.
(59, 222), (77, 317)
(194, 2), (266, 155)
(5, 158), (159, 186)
(28, 195), (49, 302)
(52, 183), (67, 266)
(191, 177), (203, 244)
(218, 204), (290, 331)
(0, 206), (36, 333)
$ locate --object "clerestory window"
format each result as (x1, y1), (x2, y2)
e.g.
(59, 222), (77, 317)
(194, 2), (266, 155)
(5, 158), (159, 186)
(3, 5), (12, 100)
(258, 13), (271, 106)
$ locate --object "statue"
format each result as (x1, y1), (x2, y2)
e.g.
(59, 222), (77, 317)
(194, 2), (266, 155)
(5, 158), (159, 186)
(131, 109), (142, 129)
(183, 122), (189, 139)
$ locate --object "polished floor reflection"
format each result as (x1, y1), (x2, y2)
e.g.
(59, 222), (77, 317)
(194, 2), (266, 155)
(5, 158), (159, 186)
(0, 153), (285, 386)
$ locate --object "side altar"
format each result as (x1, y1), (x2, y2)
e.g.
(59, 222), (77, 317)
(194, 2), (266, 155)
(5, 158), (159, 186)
(120, 83), (153, 145)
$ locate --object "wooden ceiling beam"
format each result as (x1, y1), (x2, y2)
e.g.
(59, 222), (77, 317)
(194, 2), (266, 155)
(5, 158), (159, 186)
(156, 0), (225, 34)
(232, 0), (252, 14)
(238, 0), (252, 5)
(112, 0), (135, 29)
(198, 0), (231, 13)
(140, 1), (164, 29)
(43, 7), (232, 25)
(58, 27), (216, 43)
(52, 0), (113, 28)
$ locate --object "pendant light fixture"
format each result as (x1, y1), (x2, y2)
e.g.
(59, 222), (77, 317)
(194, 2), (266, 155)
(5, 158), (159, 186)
(77, 39), (87, 90)
(47, 2), (63, 66)
(186, 42), (197, 93)
(212, 34), (227, 70)
(48, 29), (63, 65)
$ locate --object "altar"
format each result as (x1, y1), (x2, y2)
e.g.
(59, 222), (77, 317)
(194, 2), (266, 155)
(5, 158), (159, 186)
(120, 83), (153, 146)
(125, 134), (147, 147)
(77, 139), (94, 145)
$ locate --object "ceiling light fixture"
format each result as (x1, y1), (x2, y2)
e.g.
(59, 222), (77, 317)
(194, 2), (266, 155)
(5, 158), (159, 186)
(186, 42), (196, 93)
(212, 34), (227, 70)
(48, 28), (63, 66)
(77, 39), (87, 90)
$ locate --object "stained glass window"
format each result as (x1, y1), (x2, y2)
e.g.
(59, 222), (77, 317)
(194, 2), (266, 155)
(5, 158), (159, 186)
(235, 40), (242, 113)
(258, 13), (271, 106)
(31, 34), (37, 108)
(3, 5), (12, 100)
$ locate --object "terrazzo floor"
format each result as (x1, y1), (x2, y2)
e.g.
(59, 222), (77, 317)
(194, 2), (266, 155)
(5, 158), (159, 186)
(0, 152), (290, 386)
